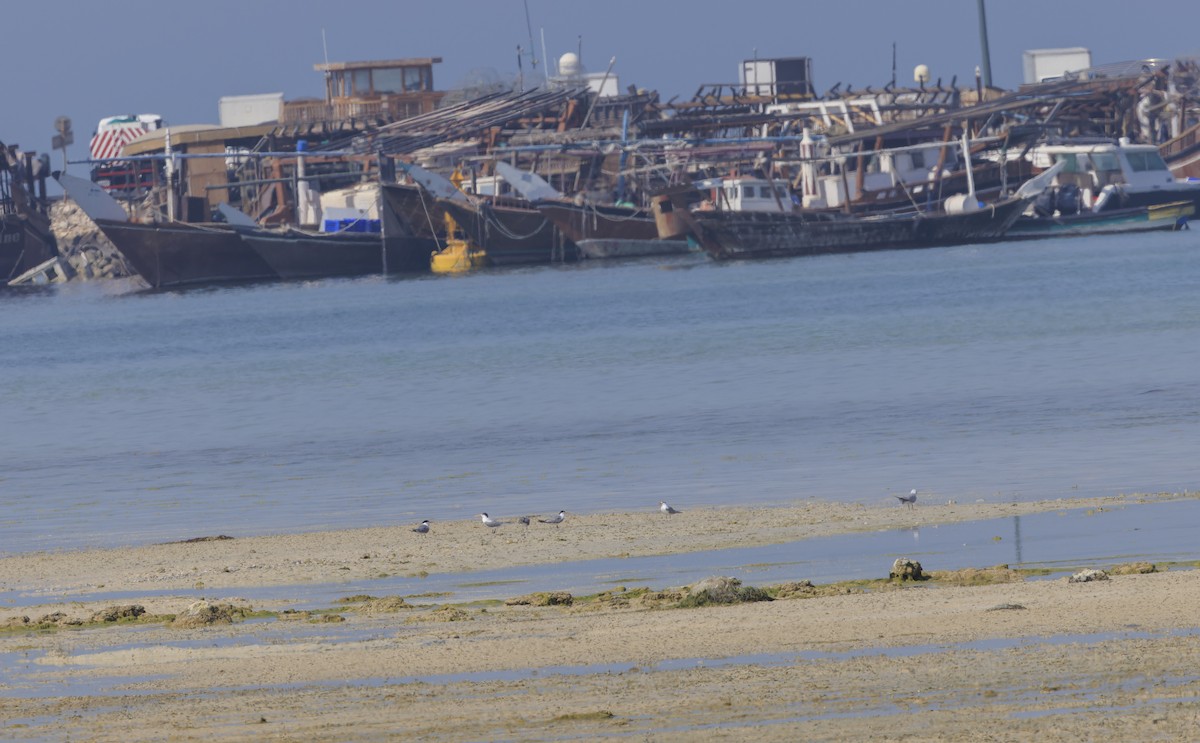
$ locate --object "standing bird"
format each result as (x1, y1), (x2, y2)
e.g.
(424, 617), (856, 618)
(660, 501), (681, 515)
(479, 513), (503, 529)
(896, 489), (918, 510)
(412, 519), (430, 534)
(538, 510), (566, 527)
(518, 516), (531, 527)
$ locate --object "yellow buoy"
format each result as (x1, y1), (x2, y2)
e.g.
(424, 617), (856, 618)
(431, 239), (486, 273)
(430, 208), (485, 273)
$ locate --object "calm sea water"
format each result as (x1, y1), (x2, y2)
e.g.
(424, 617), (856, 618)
(3, 230), (1199, 554)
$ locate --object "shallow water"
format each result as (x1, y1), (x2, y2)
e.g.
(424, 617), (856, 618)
(8, 624), (1200, 701)
(3, 230), (1200, 553)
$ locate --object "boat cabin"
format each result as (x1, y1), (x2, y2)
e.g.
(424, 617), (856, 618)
(282, 58), (446, 125)
(462, 174), (510, 198)
(717, 177), (792, 212)
(1027, 139), (1190, 211)
(814, 143), (960, 209)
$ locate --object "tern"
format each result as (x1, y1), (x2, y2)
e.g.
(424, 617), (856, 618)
(412, 519), (430, 534)
(660, 501), (681, 515)
(896, 489), (918, 509)
(538, 510), (566, 526)
(479, 513), (503, 528)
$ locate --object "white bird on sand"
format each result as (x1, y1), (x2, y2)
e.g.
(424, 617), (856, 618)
(479, 513), (503, 528)
(538, 510), (566, 526)
(896, 489), (918, 509)
(412, 519), (430, 534)
(660, 501), (681, 515)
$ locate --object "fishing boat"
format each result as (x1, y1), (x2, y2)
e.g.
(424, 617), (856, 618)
(379, 182), (445, 240)
(487, 162), (688, 259)
(1007, 200), (1192, 239)
(1, 143), (59, 284)
(86, 219), (271, 289)
(229, 225), (433, 280)
(653, 139), (1060, 261)
(654, 191), (1031, 261)
(59, 174), (438, 287)
(218, 201), (436, 279)
(1022, 138), (1200, 214)
(56, 174), (274, 289)
(534, 199), (692, 259)
(437, 196), (576, 265)
(389, 161), (576, 266)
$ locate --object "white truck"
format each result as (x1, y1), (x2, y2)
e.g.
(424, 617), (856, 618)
(89, 114), (163, 193)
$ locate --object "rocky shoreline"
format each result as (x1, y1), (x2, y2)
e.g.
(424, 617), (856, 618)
(47, 198), (132, 281)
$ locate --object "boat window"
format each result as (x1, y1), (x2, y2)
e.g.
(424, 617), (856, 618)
(1054, 153), (1081, 173)
(373, 68), (404, 94)
(1090, 152), (1121, 173)
(742, 185), (754, 199)
(404, 67), (424, 91)
(1126, 151), (1169, 172)
(760, 186), (774, 198)
(351, 69), (371, 95)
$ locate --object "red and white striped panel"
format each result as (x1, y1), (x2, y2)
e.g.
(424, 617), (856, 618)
(89, 124), (149, 160)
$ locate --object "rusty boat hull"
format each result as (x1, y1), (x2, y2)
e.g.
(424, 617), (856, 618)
(439, 197), (577, 266)
(94, 219), (276, 289)
(239, 229), (435, 279)
(536, 201), (690, 259)
(2, 139), (59, 284)
(1, 213), (58, 283)
(380, 183), (445, 239)
(665, 197), (1029, 261)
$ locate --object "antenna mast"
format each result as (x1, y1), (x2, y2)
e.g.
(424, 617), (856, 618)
(523, 0), (539, 78)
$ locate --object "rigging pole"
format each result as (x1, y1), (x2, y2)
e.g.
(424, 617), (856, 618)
(976, 0), (993, 89)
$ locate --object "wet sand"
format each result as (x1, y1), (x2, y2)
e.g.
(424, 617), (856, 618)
(0, 493), (1173, 600)
(3, 492), (1200, 740)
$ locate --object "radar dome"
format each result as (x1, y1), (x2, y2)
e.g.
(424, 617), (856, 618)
(913, 64), (931, 84)
(558, 52), (585, 78)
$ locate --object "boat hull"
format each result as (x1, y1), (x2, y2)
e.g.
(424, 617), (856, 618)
(671, 197), (1028, 261)
(576, 238), (696, 259)
(94, 218), (276, 288)
(1, 214), (59, 283)
(380, 183), (445, 239)
(1009, 201), (1193, 239)
(537, 201), (687, 259)
(1099, 187), (1200, 216)
(240, 229), (435, 279)
(439, 198), (577, 265)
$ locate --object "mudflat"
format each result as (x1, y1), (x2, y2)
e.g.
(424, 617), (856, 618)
(3, 493), (1199, 741)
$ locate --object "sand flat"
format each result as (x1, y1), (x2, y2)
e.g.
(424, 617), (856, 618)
(3, 493), (1200, 740)
(0, 493), (1176, 598)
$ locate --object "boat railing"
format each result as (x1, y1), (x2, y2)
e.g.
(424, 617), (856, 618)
(1161, 121), (1200, 160)
(281, 97), (432, 127)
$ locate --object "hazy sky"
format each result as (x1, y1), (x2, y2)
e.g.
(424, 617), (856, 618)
(6, 0), (1199, 165)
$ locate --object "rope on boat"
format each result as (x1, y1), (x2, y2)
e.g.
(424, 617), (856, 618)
(417, 189), (446, 251)
(190, 222), (240, 233)
(482, 204), (550, 241)
(587, 202), (648, 223)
